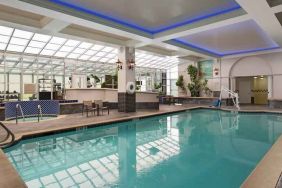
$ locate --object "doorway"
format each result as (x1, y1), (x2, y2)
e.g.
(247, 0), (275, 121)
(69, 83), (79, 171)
(236, 76), (268, 105)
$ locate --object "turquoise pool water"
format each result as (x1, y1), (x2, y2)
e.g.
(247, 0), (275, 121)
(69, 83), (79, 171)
(4, 109), (282, 188)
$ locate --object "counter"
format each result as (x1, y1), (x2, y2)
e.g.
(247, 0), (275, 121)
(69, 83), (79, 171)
(65, 88), (159, 103)
(65, 88), (159, 110)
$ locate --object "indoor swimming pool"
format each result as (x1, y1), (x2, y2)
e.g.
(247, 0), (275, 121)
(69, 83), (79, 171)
(4, 109), (282, 188)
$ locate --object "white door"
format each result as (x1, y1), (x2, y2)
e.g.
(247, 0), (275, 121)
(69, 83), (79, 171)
(238, 78), (252, 104)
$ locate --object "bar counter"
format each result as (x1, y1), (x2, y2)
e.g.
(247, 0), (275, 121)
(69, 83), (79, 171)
(65, 88), (159, 110)
(65, 88), (159, 103)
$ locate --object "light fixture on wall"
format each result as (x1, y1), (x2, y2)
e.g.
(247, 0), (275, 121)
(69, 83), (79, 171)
(128, 59), (135, 70)
(116, 59), (122, 70)
(254, 76), (258, 79)
(214, 68), (219, 76)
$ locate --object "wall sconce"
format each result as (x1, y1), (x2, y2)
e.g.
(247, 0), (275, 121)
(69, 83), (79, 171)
(116, 59), (122, 70)
(128, 59), (135, 70)
(214, 68), (219, 76)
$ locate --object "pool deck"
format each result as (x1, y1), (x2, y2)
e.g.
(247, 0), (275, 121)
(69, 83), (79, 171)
(1, 104), (282, 188)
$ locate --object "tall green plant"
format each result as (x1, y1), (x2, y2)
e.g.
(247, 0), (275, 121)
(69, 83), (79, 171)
(154, 83), (162, 90)
(187, 65), (211, 97)
(101, 73), (118, 89)
(176, 75), (185, 92)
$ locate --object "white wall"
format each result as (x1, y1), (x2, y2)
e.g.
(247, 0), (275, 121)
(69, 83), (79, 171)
(178, 52), (282, 99)
(223, 52), (282, 99)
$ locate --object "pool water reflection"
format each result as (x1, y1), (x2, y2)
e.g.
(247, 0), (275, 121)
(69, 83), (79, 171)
(4, 109), (282, 188)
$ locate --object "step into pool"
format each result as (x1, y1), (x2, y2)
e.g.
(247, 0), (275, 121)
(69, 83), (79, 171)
(4, 109), (282, 188)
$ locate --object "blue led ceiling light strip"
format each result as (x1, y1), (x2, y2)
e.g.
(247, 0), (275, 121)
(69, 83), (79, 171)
(172, 39), (221, 56)
(49, 0), (241, 35)
(173, 39), (280, 57)
(49, 0), (154, 34)
(49, 0), (279, 56)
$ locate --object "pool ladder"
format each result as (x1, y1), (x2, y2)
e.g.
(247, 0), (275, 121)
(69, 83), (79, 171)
(0, 122), (15, 148)
(16, 104), (25, 124)
(37, 105), (43, 122)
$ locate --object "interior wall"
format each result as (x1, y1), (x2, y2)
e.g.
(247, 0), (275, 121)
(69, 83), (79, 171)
(177, 52), (282, 99)
(236, 77), (252, 104)
(220, 52), (282, 99)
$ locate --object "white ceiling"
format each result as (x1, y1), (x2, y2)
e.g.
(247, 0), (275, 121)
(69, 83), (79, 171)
(52, 0), (239, 31)
(0, 0), (282, 60)
(267, 0), (282, 7)
(177, 20), (279, 55)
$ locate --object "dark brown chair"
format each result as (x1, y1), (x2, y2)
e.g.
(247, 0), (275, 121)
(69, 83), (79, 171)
(82, 101), (97, 117)
(94, 100), (109, 115)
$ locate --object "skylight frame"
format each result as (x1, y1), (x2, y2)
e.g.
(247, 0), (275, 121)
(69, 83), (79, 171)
(0, 25), (177, 71)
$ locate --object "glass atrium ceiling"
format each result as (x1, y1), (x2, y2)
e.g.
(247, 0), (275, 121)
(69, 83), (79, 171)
(0, 25), (179, 73)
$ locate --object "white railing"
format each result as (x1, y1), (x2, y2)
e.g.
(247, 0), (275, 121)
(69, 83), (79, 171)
(16, 104), (25, 123)
(217, 111), (239, 133)
(220, 86), (240, 110)
(37, 105), (43, 122)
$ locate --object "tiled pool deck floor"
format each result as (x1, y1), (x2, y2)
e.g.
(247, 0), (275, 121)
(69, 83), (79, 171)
(2, 104), (200, 140)
(3, 104), (282, 140)
(1, 104), (282, 188)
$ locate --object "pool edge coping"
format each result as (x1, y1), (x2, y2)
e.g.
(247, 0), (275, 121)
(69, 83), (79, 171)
(0, 149), (27, 188)
(240, 136), (282, 188)
(1, 106), (282, 188)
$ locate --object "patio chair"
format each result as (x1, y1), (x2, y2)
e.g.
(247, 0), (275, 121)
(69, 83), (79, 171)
(82, 101), (97, 117)
(94, 100), (109, 115)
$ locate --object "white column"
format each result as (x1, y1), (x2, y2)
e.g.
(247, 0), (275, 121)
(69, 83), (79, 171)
(268, 75), (273, 99)
(118, 47), (135, 92)
(118, 47), (136, 112)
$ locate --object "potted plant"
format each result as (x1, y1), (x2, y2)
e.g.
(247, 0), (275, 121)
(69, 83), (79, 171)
(176, 75), (186, 94)
(187, 65), (211, 97)
(153, 83), (162, 93)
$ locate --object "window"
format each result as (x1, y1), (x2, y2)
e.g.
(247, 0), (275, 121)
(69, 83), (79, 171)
(167, 66), (178, 96)
(9, 74), (21, 93)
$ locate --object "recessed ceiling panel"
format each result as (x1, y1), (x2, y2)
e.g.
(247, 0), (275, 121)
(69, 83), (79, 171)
(276, 12), (282, 26)
(266, 0), (282, 7)
(48, 0), (241, 33)
(174, 20), (279, 56)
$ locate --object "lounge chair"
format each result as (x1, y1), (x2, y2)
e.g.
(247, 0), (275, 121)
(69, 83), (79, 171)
(82, 101), (97, 117)
(94, 100), (109, 115)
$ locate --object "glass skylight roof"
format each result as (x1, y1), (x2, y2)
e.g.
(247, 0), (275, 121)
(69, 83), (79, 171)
(0, 25), (179, 70)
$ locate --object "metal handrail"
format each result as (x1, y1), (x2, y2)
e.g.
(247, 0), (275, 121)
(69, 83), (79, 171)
(37, 105), (43, 122)
(0, 128), (10, 143)
(16, 104), (25, 124)
(0, 122), (15, 148)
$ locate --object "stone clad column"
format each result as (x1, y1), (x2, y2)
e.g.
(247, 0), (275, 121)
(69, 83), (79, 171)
(118, 47), (136, 112)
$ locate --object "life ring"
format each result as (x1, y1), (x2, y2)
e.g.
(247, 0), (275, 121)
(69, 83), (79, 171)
(126, 82), (136, 94)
